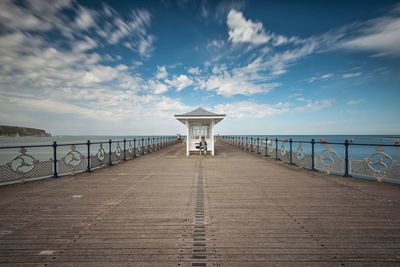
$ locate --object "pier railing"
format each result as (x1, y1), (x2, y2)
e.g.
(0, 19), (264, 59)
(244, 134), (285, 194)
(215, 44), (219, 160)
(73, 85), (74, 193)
(221, 136), (400, 183)
(0, 136), (177, 186)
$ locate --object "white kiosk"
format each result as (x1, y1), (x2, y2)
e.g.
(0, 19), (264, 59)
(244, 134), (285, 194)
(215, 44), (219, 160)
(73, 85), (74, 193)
(175, 107), (225, 156)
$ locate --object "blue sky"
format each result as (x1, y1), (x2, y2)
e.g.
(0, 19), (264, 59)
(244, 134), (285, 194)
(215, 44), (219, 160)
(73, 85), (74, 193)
(0, 0), (399, 135)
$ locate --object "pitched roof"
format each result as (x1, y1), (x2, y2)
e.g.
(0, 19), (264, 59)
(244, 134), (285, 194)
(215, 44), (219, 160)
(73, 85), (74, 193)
(175, 107), (225, 117)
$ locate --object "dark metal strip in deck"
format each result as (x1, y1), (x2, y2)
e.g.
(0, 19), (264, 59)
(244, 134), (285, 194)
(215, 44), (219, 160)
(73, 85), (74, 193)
(192, 158), (207, 267)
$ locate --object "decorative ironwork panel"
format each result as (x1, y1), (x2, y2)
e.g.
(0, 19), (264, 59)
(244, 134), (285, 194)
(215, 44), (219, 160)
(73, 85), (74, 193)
(292, 144), (312, 170)
(59, 146), (86, 175)
(315, 145), (344, 174)
(91, 144), (106, 169)
(1, 160), (53, 184)
(277, 143), (289, 162)
(115, 142), (122, 160)
(0, 148), (53, 184)
(58, 158), (86, 175)
(350, 147), (400, 181)
(128, 142), (133, 156)
(8, 148), (38, 174)
(267, 142), (274, 154)
(296, 144), (305, 161)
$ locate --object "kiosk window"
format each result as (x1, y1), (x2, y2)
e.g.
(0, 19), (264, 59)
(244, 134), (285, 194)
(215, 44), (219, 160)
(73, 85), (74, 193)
(192, 125), (208, 139)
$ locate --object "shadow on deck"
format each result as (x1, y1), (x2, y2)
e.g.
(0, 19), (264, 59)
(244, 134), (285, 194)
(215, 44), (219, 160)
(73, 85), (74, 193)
(1, 142), (400, 266)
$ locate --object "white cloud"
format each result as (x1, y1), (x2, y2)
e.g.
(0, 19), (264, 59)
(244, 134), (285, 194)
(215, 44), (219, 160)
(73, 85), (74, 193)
(0, 1), (154, 57)
(115, 64), (128, 71)
(97, 8), (154, 56)
(294, 99), (333, 112)
(155, 66), (168, 80)
(347, 99), (364, 105)
(342, 72), (362, 78)
(213, 99), (332, 119)
(226, 9), (301, 48)
(188, 67), (201, 75)
(193, 42), (319, 97)
(75, 7), (96, 29)
(197, 70), (279, 97)
(72, 36), (97, 53)
(166, 75), (193, 91)
(307, 73), (334, 83)
(138, 35), (154, 56)
(108, 9), (151, 42)
(227, 9), (269, 45)
(148, 80), (168, 94)
(272, 34), (288, 46)
(207, 39), (225, 49)
(340, 16), (400, 56)
(214, 101), (290, 118)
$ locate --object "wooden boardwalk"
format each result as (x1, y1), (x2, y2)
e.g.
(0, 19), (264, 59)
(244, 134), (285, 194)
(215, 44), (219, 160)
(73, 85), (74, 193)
(1, 142), (400, 266)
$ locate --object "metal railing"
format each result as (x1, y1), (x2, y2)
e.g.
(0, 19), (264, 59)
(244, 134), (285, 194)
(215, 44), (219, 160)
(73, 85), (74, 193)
(0, 136), (177, 186)
(221, 136), (400, 184)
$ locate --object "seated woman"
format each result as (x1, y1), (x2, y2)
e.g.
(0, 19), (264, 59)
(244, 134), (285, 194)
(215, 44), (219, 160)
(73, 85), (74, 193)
(199, 136), (207, 155)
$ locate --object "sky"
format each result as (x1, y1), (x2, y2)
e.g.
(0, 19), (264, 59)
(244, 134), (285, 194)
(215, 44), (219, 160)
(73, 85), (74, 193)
(0, 0), (399, 135)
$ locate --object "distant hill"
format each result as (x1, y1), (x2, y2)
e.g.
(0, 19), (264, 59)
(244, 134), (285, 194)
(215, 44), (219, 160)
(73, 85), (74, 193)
(0, 125), (51, 137)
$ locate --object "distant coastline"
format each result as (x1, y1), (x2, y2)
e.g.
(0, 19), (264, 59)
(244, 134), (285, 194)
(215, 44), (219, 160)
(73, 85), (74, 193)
(0, 125), (51, 137)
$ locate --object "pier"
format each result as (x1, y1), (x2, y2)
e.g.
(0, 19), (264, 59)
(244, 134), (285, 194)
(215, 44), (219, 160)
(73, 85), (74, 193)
(1, 142), (400, 266)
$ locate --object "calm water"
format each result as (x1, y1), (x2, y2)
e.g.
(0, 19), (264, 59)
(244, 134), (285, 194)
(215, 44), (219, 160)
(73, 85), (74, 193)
(0, 135), (399, 164)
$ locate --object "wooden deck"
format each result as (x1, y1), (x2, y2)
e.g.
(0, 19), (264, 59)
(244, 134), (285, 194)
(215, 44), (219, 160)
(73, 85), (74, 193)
(1, 142), (400, 266)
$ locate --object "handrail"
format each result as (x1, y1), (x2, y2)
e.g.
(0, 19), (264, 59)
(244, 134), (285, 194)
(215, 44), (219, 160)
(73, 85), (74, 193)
(0, 136), (178, 186)
(220, 135), (400, 184)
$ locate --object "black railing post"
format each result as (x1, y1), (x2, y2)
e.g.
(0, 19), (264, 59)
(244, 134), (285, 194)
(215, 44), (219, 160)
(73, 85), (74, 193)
(52, 141), (58, 178)
(133, 138), (136, 158)
(148, 138), (150, 152)
(123, 139), (126, 161)
(86, 140), (91, 172)
(289, 138), (293, 164)
(250, 137), (253, 152)
(344, 140), (350, 177)
(142, 138), (144, 155)
(153, 137), (155, 151)
(265, 137), (268, 156)
(275, 138), (278, 160)
(246, 137), (248, 150)
(108, 139), (112, 166)
(257, 138), (260, 154)
(311, 139), (315, 170)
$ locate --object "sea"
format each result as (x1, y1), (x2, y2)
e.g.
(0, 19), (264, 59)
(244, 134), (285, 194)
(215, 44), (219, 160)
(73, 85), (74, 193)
(0, 135), (399, 165)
